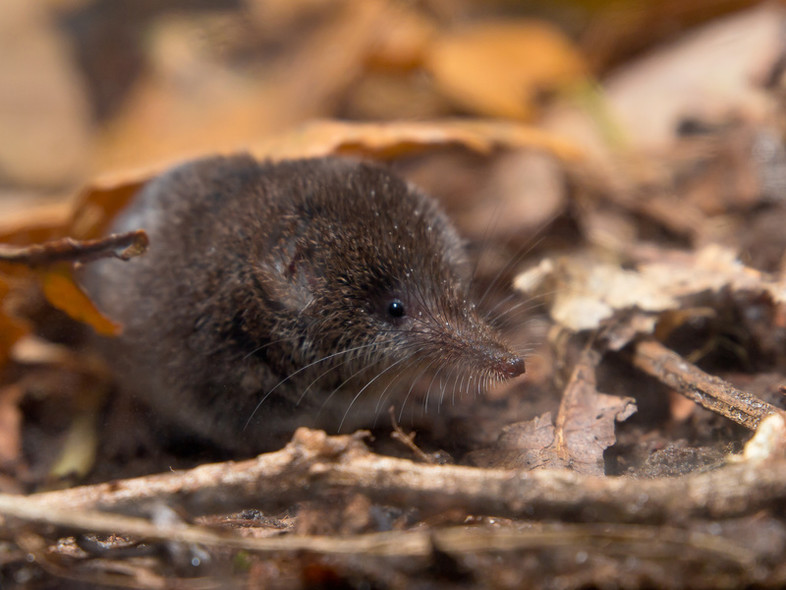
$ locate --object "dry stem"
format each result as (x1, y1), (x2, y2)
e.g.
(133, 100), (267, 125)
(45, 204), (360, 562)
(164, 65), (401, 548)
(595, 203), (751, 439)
(12, 428), (786, 524)
(631, 339), (781, 430)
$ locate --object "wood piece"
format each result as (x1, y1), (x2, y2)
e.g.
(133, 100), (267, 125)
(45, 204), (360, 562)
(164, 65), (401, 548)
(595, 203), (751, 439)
(0, 230), (148, 266)
(631, 338), (782, 430)
(14, 428), (786, 524)
(0, 493), (754, 566)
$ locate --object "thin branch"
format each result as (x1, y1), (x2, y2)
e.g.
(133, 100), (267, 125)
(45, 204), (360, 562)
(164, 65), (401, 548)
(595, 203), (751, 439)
(0, 493), (754, 566)
(12, 428), (786, 525)
(631, 339), (782, 430)
(0, 230), (148, 267)
(388, 406), (436, 464)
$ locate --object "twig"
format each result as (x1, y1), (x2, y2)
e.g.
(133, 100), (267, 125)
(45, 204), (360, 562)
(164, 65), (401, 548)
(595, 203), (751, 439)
(13, 428), (786, 524)
(388, 406), (435, 463)
(0, 230), (148, 267)
(631, 339), (781, 430)
(0, 493), (754, 567)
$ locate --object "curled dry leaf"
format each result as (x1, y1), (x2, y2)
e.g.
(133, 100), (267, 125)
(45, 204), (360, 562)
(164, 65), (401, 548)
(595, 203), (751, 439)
(597, 4), (784, 152)
(71, 118), (583, 242)
(515, 244), (786, 346)
(0, 223), (148, 360)
(739, 413), (786, 462)
(69, 178), (148, 241)
(39, 268), (120, 336)
(0, 223), (54, 367)
(468, 349), (636, 474)
(425, 20), (587, 120)
(0, 232), (148, 339)
(250, 119), (584, 163)
(48, 410), (100, 480)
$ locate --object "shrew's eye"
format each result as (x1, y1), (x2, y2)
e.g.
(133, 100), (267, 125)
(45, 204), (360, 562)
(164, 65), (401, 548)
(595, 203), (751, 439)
(387, 299), (405, 319)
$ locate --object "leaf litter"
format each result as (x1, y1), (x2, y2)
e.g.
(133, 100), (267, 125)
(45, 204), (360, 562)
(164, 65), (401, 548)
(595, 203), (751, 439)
(2, 1), (786, 588)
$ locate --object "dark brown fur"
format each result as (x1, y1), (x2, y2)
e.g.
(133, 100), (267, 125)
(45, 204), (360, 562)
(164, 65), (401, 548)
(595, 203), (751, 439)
(82, 156), (524, 453)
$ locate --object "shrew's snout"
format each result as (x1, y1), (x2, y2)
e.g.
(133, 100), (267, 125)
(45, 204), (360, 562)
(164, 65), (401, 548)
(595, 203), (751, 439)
(499, 354), (525, 379)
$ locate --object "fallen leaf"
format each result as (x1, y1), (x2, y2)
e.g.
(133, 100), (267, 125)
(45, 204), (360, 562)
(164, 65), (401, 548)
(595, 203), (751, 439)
(515, 245), (786, 346)
(69, 176), (147, 241)
(48, 410), (99, 480)
(426, 20), (586, 120)
(0, 230), (139, 338)
(468, 350), (635, 474)
(39, 267), (120, 336)
(251, 119), (583, 162)
(582, 0), (759, 72)
(71, 118), (582, 242)
(466, 412), (557, 470)
(553, 349), (637, 474)
(544, 3), (784, 165)
(94, 0), (389, 174)
(363, 4), (436, 71)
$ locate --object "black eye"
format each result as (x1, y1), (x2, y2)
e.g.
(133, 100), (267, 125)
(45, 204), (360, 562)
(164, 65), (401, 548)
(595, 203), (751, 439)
(387, 299), (405, 319)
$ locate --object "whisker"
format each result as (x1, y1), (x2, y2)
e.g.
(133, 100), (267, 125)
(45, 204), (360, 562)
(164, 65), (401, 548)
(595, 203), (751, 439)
(296, 351), (360, 406)
(318, 340), (427, 420)
(487, 290), (558, 325)
(457, 372), (467, 403)
(476, 232), (548, 309)
(241, 336), (297, 361)
(243, 341), (380, 430)
(338, 347), (426, 431)
(396, 356), (440, 423)
(423, 363), (446, 416)
(467, 201), (503, 295)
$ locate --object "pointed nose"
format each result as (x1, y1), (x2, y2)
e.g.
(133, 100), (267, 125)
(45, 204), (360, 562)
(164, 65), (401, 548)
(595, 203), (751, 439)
(500, 355), (526, 379)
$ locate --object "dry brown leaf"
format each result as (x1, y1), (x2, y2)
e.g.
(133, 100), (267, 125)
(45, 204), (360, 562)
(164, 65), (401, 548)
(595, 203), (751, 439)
(94, 0), (389, 174)
(39, 268), (120, 336)
(426, 20), (586, 120)
(69, 177), (147, 241)
(515, 245), (786, 342)
(49, 410), (99, 480)
(466, 412), (557, 470)
(0, 229), (144, 339)
(72, 119), (582, 243)
(469, 350), (635, 474)
(0, 200), (72, 246)
(251, 119), (584, 162)
(363, 4), (436, 71)
(0, 223), (49, 368)
(553, 349), (637, 474)
(582, 0), (760, 71)
(544, 2), (784, 174)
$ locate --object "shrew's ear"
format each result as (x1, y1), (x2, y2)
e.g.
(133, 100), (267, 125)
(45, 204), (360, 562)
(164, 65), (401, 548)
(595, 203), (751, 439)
(251, 230), (323, 314)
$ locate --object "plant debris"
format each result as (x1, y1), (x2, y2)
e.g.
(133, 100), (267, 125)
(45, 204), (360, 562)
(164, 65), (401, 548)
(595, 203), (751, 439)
(2, 2), (786, 588)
